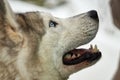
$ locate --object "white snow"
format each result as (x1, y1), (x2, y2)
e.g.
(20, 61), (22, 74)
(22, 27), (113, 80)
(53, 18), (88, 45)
(9, 0), (120, 80)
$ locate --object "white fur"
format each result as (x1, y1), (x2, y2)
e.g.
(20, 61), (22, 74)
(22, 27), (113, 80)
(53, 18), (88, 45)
(0, 0), (99, 80)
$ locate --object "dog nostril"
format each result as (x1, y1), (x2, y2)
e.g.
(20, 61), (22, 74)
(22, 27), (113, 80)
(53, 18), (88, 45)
(88, 10), (99, 20)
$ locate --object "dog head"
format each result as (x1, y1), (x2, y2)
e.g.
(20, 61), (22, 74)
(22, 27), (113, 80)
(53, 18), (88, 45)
(37, 11), (101, 79)
(0, 0), (101, 80)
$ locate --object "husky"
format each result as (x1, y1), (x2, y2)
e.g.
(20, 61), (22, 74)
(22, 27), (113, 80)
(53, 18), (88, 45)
(0, 0), (101, 80)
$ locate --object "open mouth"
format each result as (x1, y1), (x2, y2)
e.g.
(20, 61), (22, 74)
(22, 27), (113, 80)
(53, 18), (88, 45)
(63, 45), (101, 65)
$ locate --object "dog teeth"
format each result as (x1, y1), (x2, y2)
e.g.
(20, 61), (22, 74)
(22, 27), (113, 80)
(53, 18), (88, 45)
(94, 45), (98, 51)
(65, 53), (81, 60)
(72, 54), (76, 59)
(90, 44), (99, 52)
(76, 53), (81, 57)
(65, 54), (71, 59)
(93, 45), (99, 52)
(90, 44), (93, 49)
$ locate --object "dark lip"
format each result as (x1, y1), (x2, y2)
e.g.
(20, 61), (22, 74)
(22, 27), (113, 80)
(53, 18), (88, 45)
(62, 48), (102, 65)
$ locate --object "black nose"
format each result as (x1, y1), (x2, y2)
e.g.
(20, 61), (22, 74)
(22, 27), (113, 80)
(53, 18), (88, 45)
(88, 10), (99, 20)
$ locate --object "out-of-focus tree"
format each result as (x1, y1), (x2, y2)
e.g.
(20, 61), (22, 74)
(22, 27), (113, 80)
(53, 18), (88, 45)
(110, 0), (120, 80)
(22, 0), (67, 8)
(113, 57), (120, 80)
(110, 0), (120, 29)
(22, 0), (45, 6)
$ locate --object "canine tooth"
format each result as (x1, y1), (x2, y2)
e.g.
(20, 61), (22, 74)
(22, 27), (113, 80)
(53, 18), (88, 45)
(90, 44), (93, 49)
(95, 45), (98, 50)
(95, 45), (97, 49)
(94, 45), (99, 52)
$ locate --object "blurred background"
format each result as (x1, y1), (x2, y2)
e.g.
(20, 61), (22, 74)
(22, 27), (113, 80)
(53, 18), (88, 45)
(8, 0), (120, 80)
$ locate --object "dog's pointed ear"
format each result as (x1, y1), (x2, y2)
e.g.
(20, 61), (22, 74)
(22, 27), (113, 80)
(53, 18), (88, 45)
(0, 0), (23, 47)
(0, 0), (19, 28)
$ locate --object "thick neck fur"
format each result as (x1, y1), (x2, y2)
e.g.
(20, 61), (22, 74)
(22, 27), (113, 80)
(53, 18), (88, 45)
(0, 12), (66, 80)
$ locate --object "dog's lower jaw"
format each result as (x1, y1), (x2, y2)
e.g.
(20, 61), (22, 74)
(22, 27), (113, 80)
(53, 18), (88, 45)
(39, 74), (67, 80)
(39, 63), (68, 80)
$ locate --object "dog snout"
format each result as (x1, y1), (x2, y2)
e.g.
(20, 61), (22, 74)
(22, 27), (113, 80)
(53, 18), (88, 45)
(88, 10), (99, 21)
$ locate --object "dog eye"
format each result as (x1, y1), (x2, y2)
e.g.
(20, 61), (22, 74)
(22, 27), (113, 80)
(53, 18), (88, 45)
(49, 20), (58, 28)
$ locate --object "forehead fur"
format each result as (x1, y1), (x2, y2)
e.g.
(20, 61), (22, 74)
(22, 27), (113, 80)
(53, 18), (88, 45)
(16, 12), (45, 36)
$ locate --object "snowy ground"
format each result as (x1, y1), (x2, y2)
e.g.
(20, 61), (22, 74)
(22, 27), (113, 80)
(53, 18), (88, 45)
(9, 0), (120, 80)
